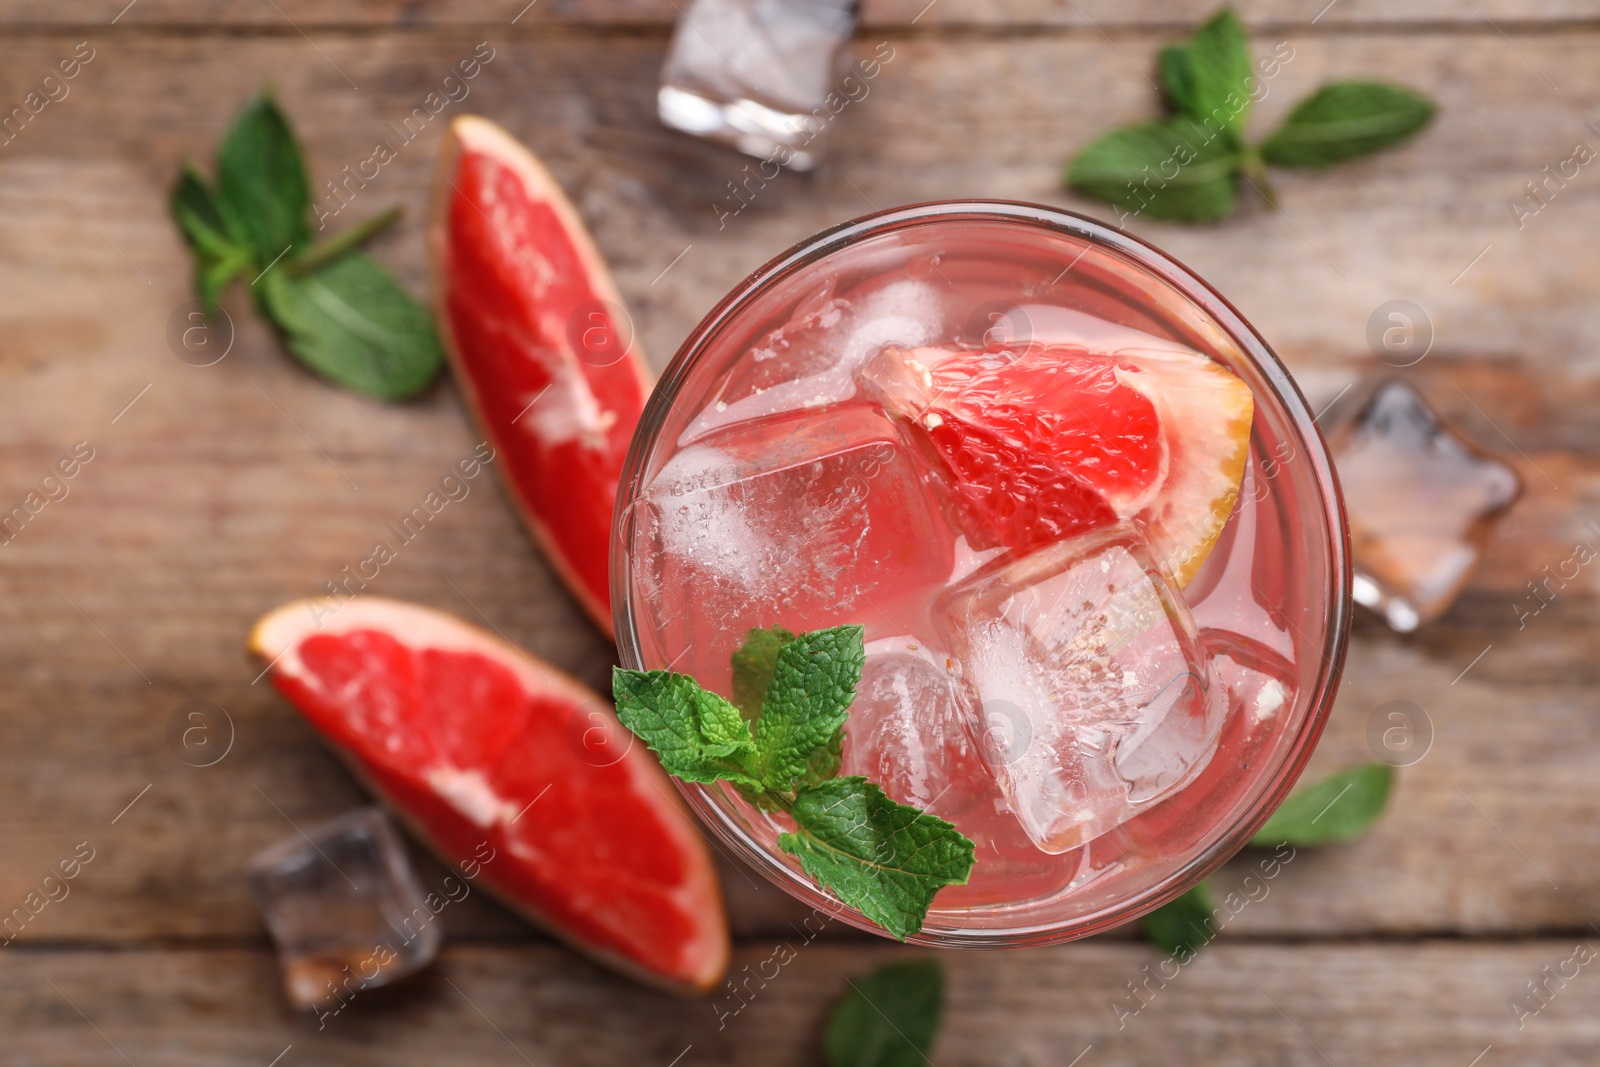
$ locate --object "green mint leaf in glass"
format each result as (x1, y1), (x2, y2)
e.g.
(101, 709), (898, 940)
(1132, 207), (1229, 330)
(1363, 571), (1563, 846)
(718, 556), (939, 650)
(612, 669), (760, 787)
(614, 626), (975, 939)
(1251, 762), (1394, 846)
(1067, 116), (1240, 223)
(798, 729), (844, 793)
(1259, 81), (1436, 168)
(170, 166), (251, 315)
(1178, 8), (1252, 137)
(730, 625), (797, 720)
(1142, 882), (1217, 957)
(216, 92), (312, 266)
(824, 960), (945, 1067)
(752, 625), (863, 793)
(778, 778), (974, 941)
(259, 252), (444, 400)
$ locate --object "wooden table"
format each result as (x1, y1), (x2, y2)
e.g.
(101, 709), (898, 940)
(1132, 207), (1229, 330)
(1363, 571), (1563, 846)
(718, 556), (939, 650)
(2, 1), (1596, 1062)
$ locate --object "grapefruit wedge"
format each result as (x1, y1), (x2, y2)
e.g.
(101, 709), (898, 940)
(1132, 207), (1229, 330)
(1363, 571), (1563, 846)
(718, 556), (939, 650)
(249, 597), (729, 995)
(429, 116), (653, 634)
(866, 343), (1253, 584)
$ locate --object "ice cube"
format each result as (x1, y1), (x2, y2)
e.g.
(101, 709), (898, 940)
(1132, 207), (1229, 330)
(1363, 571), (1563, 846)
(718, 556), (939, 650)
(841, 636), (1084, 906)
(660, 0), (851, 111)
(937, 523), (1220, 853)
(681, 278), (943, 444)
(247, 808), (441, 1012)
(1119, 632), (1298, 856)
(631, 406), (953, 691)
(842, 637), (976, 811)
(1329, 379), (1522, 631)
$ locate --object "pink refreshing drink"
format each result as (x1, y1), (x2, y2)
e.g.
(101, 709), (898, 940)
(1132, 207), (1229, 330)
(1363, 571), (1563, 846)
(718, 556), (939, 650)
(613, 203), (1348, 945)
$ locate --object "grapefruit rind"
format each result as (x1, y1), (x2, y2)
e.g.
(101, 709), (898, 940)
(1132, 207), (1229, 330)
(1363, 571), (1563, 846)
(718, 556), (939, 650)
(1114, 347), (1254, 585)
(248, 596), (729, 996)
(428, 116), (653, 633)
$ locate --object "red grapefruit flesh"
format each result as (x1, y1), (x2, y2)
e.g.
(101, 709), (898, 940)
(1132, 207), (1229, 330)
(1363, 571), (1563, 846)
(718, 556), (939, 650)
(867, 343), (1253, 583)
(249, 597), (729, 995)
(429, 116), (653, 634)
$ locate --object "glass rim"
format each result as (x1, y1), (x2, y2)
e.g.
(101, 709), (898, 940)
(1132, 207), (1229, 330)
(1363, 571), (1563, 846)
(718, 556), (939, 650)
(611, 198), (1353, 948)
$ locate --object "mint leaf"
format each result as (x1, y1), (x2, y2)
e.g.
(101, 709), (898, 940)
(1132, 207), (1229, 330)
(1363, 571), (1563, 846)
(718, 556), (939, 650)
(730, 625), (797, 720)
(216, 93), (311, 265)
(1158, 45), (1197, 114)
(1260, 81), (1435, 168)
(779, 778), (974, 941)
(1142, 882), (1217, 957)
(799, 729), (844, 792)
(612, 668), (759, 787)
(1251, 763), (1394, 846)
(1067, 116), (1240, 222)
(752, 625), (863, 793)
(615, 627), (974, 939)
(1179, 8), (1253, 137)
(260, 252), (443, 400)
(825, 960), (945, 1067)
(170, 167), (250, 315)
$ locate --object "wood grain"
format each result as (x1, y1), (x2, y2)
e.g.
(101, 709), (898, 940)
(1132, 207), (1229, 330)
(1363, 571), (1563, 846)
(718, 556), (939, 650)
(0, 0), (1595, 30)
(9, 941), (1600, 1065)
(0, 5), (1593, 975)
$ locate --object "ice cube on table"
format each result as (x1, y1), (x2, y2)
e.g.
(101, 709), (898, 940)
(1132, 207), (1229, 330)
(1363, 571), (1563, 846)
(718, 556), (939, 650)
(630, 405), (954, 691)
(842, 636), (1084, 907)
(1329, 379), (1522, 632)
(937, 522), (1220, 854)
(247, 808), (441, 1012)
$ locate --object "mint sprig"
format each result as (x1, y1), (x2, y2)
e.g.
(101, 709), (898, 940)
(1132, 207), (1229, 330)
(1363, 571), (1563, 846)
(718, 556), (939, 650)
(1066, 7), (1436, 222)
(1141, 762), (1395, 952)
(825, 960), (945, 1067)
(614, 625), (976, 940)
(170, 92), (443, 400)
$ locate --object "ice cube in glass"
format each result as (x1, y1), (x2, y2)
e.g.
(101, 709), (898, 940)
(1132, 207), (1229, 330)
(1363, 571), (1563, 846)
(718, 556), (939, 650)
(1329, 379), (1522, 631)
(247, 807), (441, 1011)
(631, 405), (953, 691)
(841, 636), (1084, 906)
(1119, 632), (1298, 856)
(683, 277), (945, 443)
(938, 522), (1221, 854)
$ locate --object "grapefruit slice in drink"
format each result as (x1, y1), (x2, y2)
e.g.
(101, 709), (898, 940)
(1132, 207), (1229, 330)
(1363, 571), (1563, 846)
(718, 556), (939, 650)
(249, 597), (729, 995)
(429, 116), (653, 634)
(864, 342), (1253, 583)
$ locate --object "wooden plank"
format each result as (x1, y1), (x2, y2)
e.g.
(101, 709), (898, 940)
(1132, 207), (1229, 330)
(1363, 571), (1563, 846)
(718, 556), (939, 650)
(0, 28), (1596, 947)
(9, 941), (1600, 1064)
(0, 0), (1594, 30)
